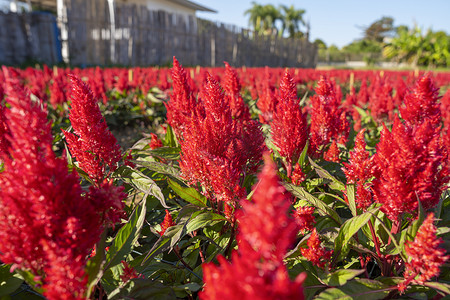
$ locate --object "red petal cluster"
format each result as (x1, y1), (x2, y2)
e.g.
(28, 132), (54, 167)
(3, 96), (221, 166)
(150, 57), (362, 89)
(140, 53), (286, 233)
(342, 129), (375, 210)
(399, 213), (449, 291)
(223, 62), (250, 120)
(400, 74), (441, 127)
(158, 209), (176, 236)
(149, 132), (163, 149)
(257, 67), (278, 124)
(63, 75), (122, 184)
(309, 77), (349, 158)
(120, 260), (141, 283)
(200, 155), (305, 300)
(293, 206), (315, 234)
(0, 74), (102, 300)
(165, 57), (199, 138)
(301, 228), (333, 269)
(179, 71), (265, 204)
(272, 71), (308, 175)
(373, 117), (446, 220)
(0, 99), (9, 155)
(373, 76), (448, 220)
(291, 163), (306, 185)
(368, 76), (394, 123)
(323, 139), (340, 162)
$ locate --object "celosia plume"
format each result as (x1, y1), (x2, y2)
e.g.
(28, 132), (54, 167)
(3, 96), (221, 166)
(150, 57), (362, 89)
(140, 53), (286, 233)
(400, 74), (441, 127)
(120, 260), (141, 283)
(200, 154), (305, 300)
(271, 70), (308, 176)
(0, 72), (102, 300)
(372, 117), (447, 220)
(257, 67), (278, 124)
(398, 213), (449, 292)
(158, 209), (175, 236)
(301, 228), (333, 269)
(179, 72), (264, 204)
(223, 62), (250, 120)
(342, 129), (374, 210)
(309, 76), (349, 158)
(165, 57), (199, 138)
(294, 206), (315, 234)
(63, 75), (122, 184)
(149, 132), (163, 149)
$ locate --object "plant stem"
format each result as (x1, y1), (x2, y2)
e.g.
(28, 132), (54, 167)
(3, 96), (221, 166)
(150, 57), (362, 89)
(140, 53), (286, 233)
(368, 220), (382, 257)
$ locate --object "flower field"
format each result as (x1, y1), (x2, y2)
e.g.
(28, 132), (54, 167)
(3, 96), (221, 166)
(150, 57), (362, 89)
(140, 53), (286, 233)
(0, 60), (449, 299)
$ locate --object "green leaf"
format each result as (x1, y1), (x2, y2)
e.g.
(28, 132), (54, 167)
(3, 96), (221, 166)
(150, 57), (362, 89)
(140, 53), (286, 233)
(134, 160), (182, 181)
(321, 269), (365, 287)
(109, 278), (176, 300)
(424, 282), (450, 295)
(168, 179), (207, 207)
(117, 166), (168, 208)
(284, 183), (341, 225)
(315, 278), (391, 300)
(142, 225), (183, 265)
(85, 231), (107, 298)
(0, 265), (23, 297)
(105, 200), (147, 270)
(164, 125), (178, 147)
(309, 158), (345, 191)
(399, 199), (425, 246)
(346, 184), (357, 217)
(334, 207), (379, 261)
(147, 147), (181, 161)
(297, 141), (309, 167)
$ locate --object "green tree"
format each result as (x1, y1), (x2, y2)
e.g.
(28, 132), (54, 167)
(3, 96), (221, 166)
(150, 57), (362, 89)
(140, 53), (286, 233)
(383, 26), (450, 67)
(244, 2), (282, 36)
(363, 16), (395, 43)
(279, 5), (305, 38)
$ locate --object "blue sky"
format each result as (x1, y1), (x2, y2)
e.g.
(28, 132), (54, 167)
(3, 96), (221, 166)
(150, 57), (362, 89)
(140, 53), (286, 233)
(197, 0), (450, 48)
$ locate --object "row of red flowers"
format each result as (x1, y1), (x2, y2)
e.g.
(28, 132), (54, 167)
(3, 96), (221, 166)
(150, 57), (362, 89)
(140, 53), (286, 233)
(0, 60), (448, 299)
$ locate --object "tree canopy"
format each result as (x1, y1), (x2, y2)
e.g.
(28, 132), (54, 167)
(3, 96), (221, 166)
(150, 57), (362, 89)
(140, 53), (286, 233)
(244, 2), (307, 38)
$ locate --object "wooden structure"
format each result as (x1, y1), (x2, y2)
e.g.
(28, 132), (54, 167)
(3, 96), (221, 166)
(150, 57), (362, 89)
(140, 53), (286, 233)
(63, 0), (317, 67)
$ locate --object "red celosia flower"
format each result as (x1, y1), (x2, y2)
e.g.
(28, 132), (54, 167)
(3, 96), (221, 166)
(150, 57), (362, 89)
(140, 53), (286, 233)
(291, 163), (306, 185)
(120, 260), (141, 283)
(257, 67), (278, 124)
(441, 89), (450, 131)
(372, 117), (447, 220)
(179, 73), (264, 204)
(200, 154), (305, 300)
(63, 75), (122, 184)
(293, 206), (315, 234)
(149, 132), (163, 149)
(342, 129), (375, 210)
(223, 62), (250, 120)
(309, 77), (349, 158)
(49, 74), (67, 109)
(323, 139), (340, 162)
(398, 213), (449, 292)
(158, 209), (175, 236)
(165, 57), (199, 139)
(301, 228), (333, 269)
(368, 76), (394, 123)
(0, 100), (9, 156)
(0, 73), (102, 300)
(87, 180), (126, 226)
(400, 74), (441, 128)
(272, 70), (308, 176)
(124, 150), (136, 168)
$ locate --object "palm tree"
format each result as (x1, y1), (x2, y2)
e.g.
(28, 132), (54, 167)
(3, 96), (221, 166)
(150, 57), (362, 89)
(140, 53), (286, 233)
(279, 5), (305, 38)
(244, 2), (281, 36)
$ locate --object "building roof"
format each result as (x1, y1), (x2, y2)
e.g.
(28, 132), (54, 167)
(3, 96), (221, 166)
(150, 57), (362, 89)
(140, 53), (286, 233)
(22, 0), (216, 13)
(167, 0), (216, 13)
